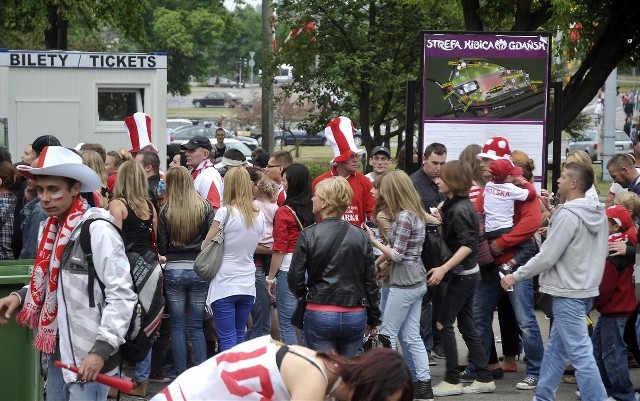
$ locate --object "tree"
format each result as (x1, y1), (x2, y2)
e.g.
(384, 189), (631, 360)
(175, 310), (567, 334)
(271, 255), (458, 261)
(271, 0), (464, 151)
(145, 2), (228, 95)
(454, 0), (640, 139)
(0, 0), (148, 50)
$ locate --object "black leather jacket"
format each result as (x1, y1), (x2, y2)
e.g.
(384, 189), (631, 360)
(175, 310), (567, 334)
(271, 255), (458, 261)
(441, 196), (479, 271)
(288, 218), (381, 327)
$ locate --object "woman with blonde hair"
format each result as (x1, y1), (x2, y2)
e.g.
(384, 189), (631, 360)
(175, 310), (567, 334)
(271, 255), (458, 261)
(289, 177), (380, 358)
(203, 167), (265, 351)
(105, 148), (132, 194)
(160, 166), (215, 375)
(82, 150), (108, 207)
(564, 150), (599, 202)
(108, 160), (158, 395)
(365, 170), (433, 399)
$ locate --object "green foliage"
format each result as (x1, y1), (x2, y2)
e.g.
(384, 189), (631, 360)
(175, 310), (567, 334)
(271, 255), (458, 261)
(270, 0), (463, 153)
(0, 0), (148, 49)
(564, 112), (591, 137)
(146, 3), (227, 95)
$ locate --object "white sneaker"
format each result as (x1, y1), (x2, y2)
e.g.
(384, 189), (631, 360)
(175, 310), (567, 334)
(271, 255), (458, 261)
(461, 380), (496, 394)
(432, 381), (463, 396)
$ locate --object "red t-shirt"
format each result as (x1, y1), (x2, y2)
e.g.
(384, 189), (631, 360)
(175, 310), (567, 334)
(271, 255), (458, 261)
(311, 168), (375, 227)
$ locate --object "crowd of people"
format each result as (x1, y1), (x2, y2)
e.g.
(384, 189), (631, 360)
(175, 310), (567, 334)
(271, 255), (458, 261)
(2, 111), (640, 401)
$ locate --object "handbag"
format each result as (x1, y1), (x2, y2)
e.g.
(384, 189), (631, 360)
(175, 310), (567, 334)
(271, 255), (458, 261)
(362, 333), (392, 351)
(422, 224), (460, 282)
(476, 212), (494, 266)
(193, 206), (231, 280)
(291, 221), (350, 330)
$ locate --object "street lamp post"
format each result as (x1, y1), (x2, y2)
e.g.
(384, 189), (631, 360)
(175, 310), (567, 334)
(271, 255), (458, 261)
(236, 58), (247, 87)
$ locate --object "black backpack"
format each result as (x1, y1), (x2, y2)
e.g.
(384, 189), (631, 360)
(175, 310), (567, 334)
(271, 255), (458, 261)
(80, 218), (165, 363)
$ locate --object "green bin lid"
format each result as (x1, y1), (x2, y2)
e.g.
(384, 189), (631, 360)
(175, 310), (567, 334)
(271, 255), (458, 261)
(0, 260), (34, 285)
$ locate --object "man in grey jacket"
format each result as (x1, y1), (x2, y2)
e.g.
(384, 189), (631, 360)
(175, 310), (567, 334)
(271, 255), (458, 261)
(501, 162), (608, 401)
(0, 146), (136, 401)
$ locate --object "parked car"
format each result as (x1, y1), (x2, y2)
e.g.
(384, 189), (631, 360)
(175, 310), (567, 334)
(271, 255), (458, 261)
(166, 119), (193, 136)
(251, 127), (363, 147)
(167, 133), (253, 164)
(566, 129), (633, 162)
(205, 76), (245, 88)
(192, 92), (242, 108)
(168, 124), (258, 154)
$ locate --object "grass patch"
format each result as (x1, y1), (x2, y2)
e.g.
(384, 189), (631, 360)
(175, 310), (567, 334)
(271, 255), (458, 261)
(168, 107), (228, 120)
(546, 162), (611, 198)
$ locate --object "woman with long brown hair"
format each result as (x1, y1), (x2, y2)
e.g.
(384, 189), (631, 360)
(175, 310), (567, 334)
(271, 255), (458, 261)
(152, 336), (413, 401)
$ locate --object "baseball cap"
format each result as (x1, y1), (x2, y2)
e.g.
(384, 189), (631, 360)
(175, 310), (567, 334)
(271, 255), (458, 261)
(180, 135), (212, 151)
(215, 148), (248, 169)
(32, 135), (61, 155)
(370, 146), (391, 158)
(606, 205), (633, 231)
(489, 159), (515, 181)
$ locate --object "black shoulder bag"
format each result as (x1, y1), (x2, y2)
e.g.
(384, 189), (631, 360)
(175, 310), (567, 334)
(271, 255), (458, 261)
(291, 221), (350, 329)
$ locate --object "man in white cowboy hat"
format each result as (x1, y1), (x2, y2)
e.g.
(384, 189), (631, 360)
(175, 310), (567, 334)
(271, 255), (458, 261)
(311, 116), (374, 226)
(0, 146), (136, 401)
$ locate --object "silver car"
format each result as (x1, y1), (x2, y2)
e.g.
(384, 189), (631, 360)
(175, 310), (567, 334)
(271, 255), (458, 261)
(566, 130), (633, 162)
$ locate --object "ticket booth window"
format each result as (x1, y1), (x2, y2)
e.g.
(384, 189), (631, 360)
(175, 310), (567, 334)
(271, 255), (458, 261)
(97, 89), (144, 121)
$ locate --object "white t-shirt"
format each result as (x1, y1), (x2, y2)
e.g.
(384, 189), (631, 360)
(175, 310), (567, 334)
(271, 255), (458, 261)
(484, 181), (532, 232)
(150, 336), (291, 401)
(207, 206), (265, 305)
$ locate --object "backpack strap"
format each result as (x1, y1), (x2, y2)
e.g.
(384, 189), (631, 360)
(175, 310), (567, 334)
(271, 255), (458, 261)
(80, 218), (124, 307)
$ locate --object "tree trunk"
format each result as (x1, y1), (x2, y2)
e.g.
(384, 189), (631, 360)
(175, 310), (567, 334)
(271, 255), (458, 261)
(459, 0), (483, 31)
(44, 3), (68, 49)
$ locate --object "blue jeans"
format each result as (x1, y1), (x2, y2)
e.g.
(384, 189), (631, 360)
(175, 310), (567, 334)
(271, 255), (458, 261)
(534, 297), (607, 401)
(593, 315), (635, 401)
(46, 343), (112, 401)
(380, 284), (431, 382)
(245, 267), (271, 340)
(380, 286), (416, 381)
(164, 268), (208, 375)
(380, 286), (390, 318)
(303, 309), (367, 357)
(469, 273), (544, 378)
(276, 270), (299, 345)
(211, 294), (255, 351)
(134, 349), (152, 383)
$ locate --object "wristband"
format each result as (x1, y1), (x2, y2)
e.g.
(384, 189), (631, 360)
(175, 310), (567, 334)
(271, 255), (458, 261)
(266, 277), (277, 284)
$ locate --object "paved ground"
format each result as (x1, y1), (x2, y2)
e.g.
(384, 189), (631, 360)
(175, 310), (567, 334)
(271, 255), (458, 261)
(112, 310), (640, 400)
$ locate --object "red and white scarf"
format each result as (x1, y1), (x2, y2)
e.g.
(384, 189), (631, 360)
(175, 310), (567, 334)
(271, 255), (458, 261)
(16, 196), (88, 353)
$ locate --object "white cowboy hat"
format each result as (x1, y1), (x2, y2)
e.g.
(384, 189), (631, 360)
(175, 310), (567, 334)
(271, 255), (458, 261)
(17, 146), (103, 192)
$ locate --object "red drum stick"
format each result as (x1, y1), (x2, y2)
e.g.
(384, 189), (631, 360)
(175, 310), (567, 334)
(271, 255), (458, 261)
(54, 361), (134, 393)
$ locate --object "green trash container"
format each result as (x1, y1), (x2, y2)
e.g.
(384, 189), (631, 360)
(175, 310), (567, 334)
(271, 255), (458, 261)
(0, 260), (43, 401)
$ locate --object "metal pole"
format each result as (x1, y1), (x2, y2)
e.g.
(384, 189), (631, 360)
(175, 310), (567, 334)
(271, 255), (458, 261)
(551, 82), (562, 193)
(261, 1), (274, 152)
(602, 68), (617, 181)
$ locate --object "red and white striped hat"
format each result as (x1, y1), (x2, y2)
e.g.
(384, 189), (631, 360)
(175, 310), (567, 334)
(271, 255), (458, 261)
(477, 136), (512, 160)
(125, 112), (158, 154)
(325, 116), (364, 163)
